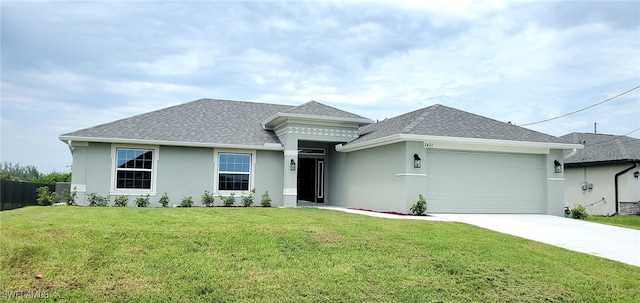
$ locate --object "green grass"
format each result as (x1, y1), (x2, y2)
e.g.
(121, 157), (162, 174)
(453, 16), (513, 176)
(1, 207), (639, 302)
(587, 215), (640, 230)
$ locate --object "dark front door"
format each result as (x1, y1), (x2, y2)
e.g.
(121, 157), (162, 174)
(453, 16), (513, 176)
(297, 158), (324, 203)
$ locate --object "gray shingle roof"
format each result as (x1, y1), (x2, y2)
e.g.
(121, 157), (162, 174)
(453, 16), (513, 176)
(284, 101), (370, 120)
(560, 132), (640, 165)
(60, 99), (373, 147)
(61, 99), (295, 146)
(348, 104), (571, 145)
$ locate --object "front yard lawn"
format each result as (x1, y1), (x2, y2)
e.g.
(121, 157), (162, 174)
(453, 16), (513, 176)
(1, 207), (639, 302)
(587, 215), (640, 230)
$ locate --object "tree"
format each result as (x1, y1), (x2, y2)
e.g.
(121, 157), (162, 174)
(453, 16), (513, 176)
(1, 162), (40, 181)
(1, 162), (71, 183)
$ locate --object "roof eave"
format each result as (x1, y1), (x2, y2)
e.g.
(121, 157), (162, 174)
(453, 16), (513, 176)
(336, 134), (584, 153)
(565, 159), (640, 167)
(58, 135), (284, 151)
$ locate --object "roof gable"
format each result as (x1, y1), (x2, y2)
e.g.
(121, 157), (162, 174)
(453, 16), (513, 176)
(350, 104), (571, 145)
(284, 101), (370, 120)
(560, 132), (640, 164)
(262, 101), (372, 129)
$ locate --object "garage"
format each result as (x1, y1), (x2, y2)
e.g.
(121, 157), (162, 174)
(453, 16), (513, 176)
(425, 150), (545, 213)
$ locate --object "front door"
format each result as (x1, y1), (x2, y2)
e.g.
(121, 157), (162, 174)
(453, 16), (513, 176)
(297, 158), (325, 203)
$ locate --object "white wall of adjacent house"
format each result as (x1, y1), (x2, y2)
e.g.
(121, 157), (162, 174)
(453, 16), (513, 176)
(564, 164), (639, 216)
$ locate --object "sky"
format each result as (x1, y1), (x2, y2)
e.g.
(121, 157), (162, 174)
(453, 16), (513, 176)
(1, 0), (639, 173)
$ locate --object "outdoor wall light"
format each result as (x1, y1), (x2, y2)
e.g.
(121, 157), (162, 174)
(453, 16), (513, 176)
(554, 160), (562, 173)
(413, 154), (422, 168)
(634, 171), (639, 179)
(290, 159), (296, 171)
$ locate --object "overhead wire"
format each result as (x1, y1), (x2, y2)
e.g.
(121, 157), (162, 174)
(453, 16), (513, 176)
(520, 85), (640, 126)
(582, 127), (640, 146)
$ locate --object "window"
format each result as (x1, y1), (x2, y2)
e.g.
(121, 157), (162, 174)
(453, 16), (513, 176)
(115, 148), (153, 189)
(218, 153), (251, 191)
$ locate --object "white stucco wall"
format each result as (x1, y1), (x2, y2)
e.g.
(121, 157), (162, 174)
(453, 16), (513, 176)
(564, 163), (639, 216)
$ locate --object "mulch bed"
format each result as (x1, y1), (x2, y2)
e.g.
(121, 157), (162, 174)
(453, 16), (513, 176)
(350, 208), (428, 216)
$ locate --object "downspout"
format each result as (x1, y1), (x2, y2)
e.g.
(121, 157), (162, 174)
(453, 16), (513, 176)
(614, 162), (638, 214)
(564, 148), (577, 159)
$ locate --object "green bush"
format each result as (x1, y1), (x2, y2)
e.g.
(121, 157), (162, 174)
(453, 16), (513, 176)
(222, 193), (236, 207)
(159, 192), (170, 207)
(113, 195), (129, 207)
(571, 204), (588, 220)
(36, 186), (59, 206)
(260, 191), (272, 207)
(201, 190), (216, 207)
(241, 189), (255, 207)
(87, 192), (110, 207)
(63, 187), (77, 206)
(180, 196), (194, 207)
(410, 194), (427, 216)
(135, 194), (150, 207)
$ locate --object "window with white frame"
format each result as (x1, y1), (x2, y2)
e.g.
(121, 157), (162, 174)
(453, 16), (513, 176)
(115, 148), (154, 189)
(218, 153), (251, 191)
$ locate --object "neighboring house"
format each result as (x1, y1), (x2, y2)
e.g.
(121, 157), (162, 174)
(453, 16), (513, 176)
(59, 99), (581, 215)
(560, 133), (640, 215)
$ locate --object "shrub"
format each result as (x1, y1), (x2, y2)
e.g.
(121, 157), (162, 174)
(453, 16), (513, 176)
(36, 186), (59, 206)
(201, 190), (216, 207)
(180, 196), (194, 207)
(159, 192), (170, 207)
(222, 193), (236, 207)
(241, 189), (255, 207)
(260, 191), (272, 207)
(410, 194), (427, 216)
(135, 194), (150, 207)
(87, 192), (110, 207)
(113, 195), (129, 207)
(63, 187), (78, 206)
(571, 204), (588, 220)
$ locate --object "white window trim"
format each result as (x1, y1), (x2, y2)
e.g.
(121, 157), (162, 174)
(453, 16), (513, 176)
(214, 149), (256, 195)
(110, 144), (159, 196)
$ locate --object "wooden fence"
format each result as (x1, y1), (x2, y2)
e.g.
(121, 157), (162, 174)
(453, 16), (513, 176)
(1, 180), (56, 211)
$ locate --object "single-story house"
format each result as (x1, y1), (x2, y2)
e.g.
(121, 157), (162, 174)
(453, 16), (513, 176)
(59, 99), (582, 215)
(560, 132), (640, 215)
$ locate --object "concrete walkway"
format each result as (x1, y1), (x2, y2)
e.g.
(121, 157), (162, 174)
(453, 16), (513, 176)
(433, 214), (640, 267)
(317, 207), (640, 267)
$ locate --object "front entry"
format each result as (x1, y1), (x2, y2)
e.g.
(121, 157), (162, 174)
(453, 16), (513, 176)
(297, 158), (325, 203)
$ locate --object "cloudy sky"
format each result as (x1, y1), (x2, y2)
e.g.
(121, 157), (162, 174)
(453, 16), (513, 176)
(1, 0), (639, 173)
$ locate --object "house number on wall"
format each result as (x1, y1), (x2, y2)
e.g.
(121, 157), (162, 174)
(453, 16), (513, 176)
(423, 142), (433, 148)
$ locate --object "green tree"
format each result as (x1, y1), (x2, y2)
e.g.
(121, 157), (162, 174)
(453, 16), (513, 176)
(1, 162), (41, 181)
(37, 171), (71, 184)
(0, 162), (70, 183)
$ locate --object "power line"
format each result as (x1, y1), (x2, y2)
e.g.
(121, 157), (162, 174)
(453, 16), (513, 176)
(520, 85), (640, 127)
(584, 127), (640, 146)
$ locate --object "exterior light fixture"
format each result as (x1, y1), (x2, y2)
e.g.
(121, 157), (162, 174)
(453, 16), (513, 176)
(290, 159), (296, 171)
(634, 171), (639, 179)
(413, 154), (421, 168)
(554, 160), (562, 173)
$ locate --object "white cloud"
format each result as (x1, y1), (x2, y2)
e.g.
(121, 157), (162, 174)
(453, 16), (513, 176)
(1, 0), (639, 172)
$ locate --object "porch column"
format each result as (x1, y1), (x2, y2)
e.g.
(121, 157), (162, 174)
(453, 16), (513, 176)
(282, 135), (298, 207)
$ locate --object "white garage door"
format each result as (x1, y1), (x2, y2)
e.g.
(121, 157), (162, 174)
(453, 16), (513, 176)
(425, 150), (544, 213)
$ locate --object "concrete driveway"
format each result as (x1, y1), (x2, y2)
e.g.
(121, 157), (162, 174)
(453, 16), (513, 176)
(432, 214), (640, 267)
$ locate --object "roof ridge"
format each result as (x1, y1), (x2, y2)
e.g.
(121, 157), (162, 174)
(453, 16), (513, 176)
(401, 105), (439, 134)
